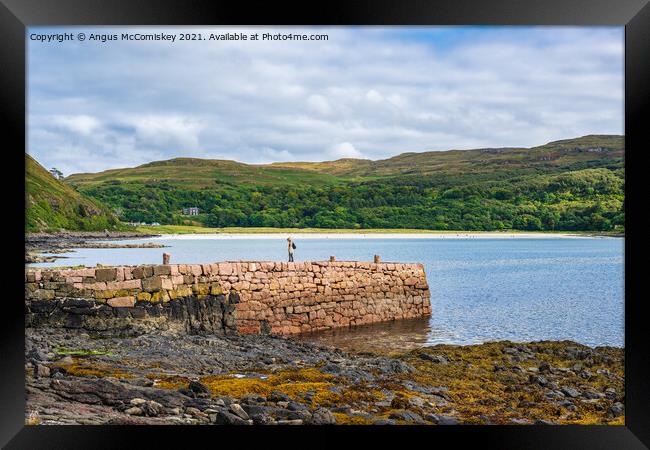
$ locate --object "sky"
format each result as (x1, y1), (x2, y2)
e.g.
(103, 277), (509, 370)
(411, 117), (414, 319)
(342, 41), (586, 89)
(27, 26), (624, 176)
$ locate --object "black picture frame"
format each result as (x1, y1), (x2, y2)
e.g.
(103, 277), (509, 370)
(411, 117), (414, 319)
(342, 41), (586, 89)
(1, 0), (647, 448)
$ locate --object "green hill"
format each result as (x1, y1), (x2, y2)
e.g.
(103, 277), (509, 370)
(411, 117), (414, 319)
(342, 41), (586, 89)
(26, 154), (123, 232)
(271, 135), (624, 177)
(68, 157), (345, 190)
(64, 135), (625, 232)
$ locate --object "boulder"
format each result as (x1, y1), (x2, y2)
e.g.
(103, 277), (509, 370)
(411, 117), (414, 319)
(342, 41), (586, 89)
(229, 403), (249, 420)
(308, 408), (336, 425)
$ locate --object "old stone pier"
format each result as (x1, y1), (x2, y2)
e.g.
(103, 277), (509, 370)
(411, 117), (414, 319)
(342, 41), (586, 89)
(25, 260), (431, 336)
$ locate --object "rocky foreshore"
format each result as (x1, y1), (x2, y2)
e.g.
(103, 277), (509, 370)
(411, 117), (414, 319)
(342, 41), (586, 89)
(25, 328), (624, 426)
(25, 231), (163, 264)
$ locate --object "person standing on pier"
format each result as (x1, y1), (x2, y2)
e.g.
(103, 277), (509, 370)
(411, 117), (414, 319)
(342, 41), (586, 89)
(287, 237), (295, 262)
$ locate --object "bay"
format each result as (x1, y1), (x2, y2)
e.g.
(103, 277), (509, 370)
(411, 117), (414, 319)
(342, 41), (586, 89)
(31, 235), (624, 348)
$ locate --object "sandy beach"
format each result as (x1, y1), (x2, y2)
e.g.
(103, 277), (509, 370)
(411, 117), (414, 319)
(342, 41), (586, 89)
(149, 231), (606, 240)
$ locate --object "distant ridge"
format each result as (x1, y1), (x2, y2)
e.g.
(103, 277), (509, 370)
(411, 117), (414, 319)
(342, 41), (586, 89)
(67, 134), (623, 183)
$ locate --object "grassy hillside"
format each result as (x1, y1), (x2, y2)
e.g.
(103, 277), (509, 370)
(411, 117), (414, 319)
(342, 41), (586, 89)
(270, 135), (623, 177)
(26, 154), (124, 232)
(68, 157), (345, 189)
(65, 135), (625, 232)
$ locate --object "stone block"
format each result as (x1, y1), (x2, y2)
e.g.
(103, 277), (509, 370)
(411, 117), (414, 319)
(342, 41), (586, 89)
(95, 290), (116, 299)
(142, 276), (163, 292)
(137, 292), (152, 301)
(154, 265), (172, 276)
(96, 268), (118, 282)
(107, 296), (135, 308)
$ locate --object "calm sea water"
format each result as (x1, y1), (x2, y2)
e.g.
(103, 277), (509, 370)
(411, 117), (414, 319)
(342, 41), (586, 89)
(31, 236), (624, 348)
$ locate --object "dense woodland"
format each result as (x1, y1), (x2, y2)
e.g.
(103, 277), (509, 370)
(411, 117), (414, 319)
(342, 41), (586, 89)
(77, 164), (624, 232)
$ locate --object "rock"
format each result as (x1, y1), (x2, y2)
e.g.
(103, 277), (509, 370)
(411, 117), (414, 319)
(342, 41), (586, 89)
(50, 377), (129, 405)
(269, 391), (291, 402)
(418, 353), (449, 364)
(287, 410), (312, 421)
(372, 419), (396, 425)
(287, 402), (308, 411)
(509, 418), (532, 425)
(322, 363), (342, 374)
(309, 408), (336, 425)
(276, 419), (303, 425)
(125, 407), (142, 416)
(130, 398), (147, 406)
(28, 349), (50, 362)
(545, 391), (564, 400)
(185, 406), (203, 416)
(604, 388), (617, 400)
(241, 404), (271, 417)
(241, 394), (266, 404)
(478, 415), (492, 425)
(129, 378), (154, 388)
(558, 400), (577, 411)
(408, 396), (427, 408)
(576, 369), (592, 379)
(609, 402), (624, 417)
(388, 410), (426, 424)
(277, 401), (290, 408)
(561, 387), (580, 398)
(534, 419), (558, 425)
(385, 360), (414, 374)
(34, 364), (50, 378)
(229, 403), (249, 420)
(215, 410), (251, 425)
(251, 413), (275, 425)
(538, 361), (551, 373)
(582, 390), (603, 400)
(428, 414), (459, 425)
(178, 388), (194, 397)
(58, 356), (74, 365)
(142, 400), (164, 417)
(188, 380), (210, 395)
(529, 375), (548, 386)
(331, 406), (351, 414)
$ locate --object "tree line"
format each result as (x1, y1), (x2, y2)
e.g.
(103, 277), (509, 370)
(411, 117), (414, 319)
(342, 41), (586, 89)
(77, 167), (624, 232)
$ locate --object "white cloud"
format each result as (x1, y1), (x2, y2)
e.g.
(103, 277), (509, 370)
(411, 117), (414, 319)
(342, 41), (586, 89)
(328, 142), (363, 159)
(129, 115), (204, 150)
(50, 115), (101, 135)
(27, 26), (623, 174)
(365, 89), (384, 103)
(306, 94), (332, 116)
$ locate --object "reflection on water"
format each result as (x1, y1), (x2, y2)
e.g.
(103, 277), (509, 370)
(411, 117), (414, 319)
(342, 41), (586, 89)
(291, 317), (448, 354)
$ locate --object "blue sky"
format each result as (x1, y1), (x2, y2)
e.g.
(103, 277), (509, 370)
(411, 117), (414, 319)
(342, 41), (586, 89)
(27, 26), (624, 175)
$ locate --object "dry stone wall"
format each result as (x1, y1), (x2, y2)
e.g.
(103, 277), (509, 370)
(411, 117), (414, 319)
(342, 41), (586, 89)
(25, 260), (431, 335)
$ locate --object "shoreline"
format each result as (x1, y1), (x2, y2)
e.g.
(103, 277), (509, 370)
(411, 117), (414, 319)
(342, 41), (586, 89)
(133, 225), (623, 239)
(149, 231), (615, 240)
(25, 327), (625, 426)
